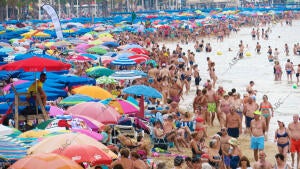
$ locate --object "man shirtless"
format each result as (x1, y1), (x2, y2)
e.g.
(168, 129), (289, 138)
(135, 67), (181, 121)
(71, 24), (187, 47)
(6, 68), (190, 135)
(250, 111), (266, 161)
(288, 114), (300, 168)
(220, 127), (233, 169)
(243, 97), (259, 134)
(148, 64), (159, 82)
(226, 106), (242, 138)
(285, 59), (293, 82)
(206, 83), (218, 126)
(252, 151), (273, 169)
(159, 63), (170, 79)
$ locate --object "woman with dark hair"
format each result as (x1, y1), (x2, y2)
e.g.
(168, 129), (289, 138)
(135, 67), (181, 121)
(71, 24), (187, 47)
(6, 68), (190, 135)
(173, 156), (185, 169)
(110, 148), (134, 169)
(237, 156), (252, 169)
(274, 120), (290, 159)
(274, 153), (292, 169)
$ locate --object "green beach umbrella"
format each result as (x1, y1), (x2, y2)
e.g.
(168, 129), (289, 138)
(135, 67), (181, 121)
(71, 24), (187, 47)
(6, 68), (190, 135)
(86, 66), (114, 77)
(96, 76), (118, 85)
(36, 119), (56, 130)
(87, 46), (107, 55)
(58, 94), (94, 106)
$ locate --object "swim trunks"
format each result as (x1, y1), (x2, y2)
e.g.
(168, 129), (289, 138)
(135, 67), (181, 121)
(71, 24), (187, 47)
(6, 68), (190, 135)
(296, 73), (299, 77)
(195, 77), (201, 86)
(290, 138), (300, 153)
(245, 116), (253, 128)
(286, 70), (292, 75)
(251, 135), (264, 150)
(227, 127), (239, 138)
(207, 103), (217, 113)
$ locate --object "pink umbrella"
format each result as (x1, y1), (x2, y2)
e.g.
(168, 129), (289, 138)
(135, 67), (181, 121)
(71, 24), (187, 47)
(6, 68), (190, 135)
(66, 55), (93, 62)
(49, 106), (64, 117)
(3, 79), (28, 93)
(75, 44), (94, 53)
(65, 102), (121, 124)
(71, 128), (103, 141)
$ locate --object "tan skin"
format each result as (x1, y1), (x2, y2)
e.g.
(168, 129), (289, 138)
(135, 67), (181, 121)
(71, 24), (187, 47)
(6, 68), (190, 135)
(274, 121), (290, 160)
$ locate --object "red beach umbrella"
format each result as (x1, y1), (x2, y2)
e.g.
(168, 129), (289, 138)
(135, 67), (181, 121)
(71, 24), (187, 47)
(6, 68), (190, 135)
(0, 56), (71, 72)
(128, 48), (149, 55)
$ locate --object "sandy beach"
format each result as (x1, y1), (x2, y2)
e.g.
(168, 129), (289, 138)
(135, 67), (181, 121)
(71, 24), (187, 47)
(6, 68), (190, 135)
(154, 20), (300, 168)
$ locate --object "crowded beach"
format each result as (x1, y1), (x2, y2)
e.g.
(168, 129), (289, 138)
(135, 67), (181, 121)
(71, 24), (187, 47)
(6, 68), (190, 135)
(0, 7), (300, 169)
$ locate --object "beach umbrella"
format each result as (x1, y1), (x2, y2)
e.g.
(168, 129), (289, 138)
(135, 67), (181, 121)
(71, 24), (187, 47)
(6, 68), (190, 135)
(98, 36), (115, 42)
(0, 56), (71, 72)
(123, 85), (162, 98)
(88, 39), (103, 45)
(145, 59), (157, 67)
(72, 115), (104, 132)
(109, 71), (142, 80)
(58, 94), (94, 106)
(72, 85), (113, 100)
(0, 124), (19, 136)
(130, 57), (147, 64)
(35, 119), (56, 130)
(86, 66), (114, 77)
(51, 40), (71, 47)
(65, 102), (121, 124)
(96, 76), (118, 85)
(110, 57), (136, 66)
(27, 133), (117, 159)
(2, 79), (28, 93)
(75, 43), (94, 53)
(0, 135), (28, 160)
(128, 48), (149, 55)
(65, 55), (93, 62)
(101, 41), (119, 48)
(101, 98), (139, 115)
(71, 129), (103, 141)
(49, 106), (65, 116)
(116, 52), (135, 58)
(52, 145), (111, 165)
(87, 46), (107, 55)
(80, 53), (98, 60)
(9, 153), (83, 169)
(18, 129), (50, 138)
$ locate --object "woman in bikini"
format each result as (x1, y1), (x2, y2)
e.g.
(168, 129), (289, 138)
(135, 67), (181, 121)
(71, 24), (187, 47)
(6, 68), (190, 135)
(274, 120), (290, 160)
(259, 95), (274, 139)
(274, 61), (283, 81)
(190, 132), (205, 158)
(161, 76), (169, 104)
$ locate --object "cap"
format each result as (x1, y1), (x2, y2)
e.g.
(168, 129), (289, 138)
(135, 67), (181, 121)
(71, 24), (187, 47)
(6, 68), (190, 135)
(254, 110), (262, 115)
(162, 63), (166, 67)
(201, 154), (209, 159)
(196, 117), (204, 123)
(228, 138), (240, 146)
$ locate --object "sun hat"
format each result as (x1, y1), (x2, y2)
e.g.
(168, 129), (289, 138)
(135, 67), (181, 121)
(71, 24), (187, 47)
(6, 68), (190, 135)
(254, 110), (262, 115)
(228, 138), (240, 146)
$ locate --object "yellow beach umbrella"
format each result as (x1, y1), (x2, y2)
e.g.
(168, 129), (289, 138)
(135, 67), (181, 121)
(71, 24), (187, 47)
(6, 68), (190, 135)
(88, 39), (103, 45)
(72, 85), (113, 100)
(19, 129), (49, 138)
(33, 32), (50, 37)
(98, 32), (113, 38)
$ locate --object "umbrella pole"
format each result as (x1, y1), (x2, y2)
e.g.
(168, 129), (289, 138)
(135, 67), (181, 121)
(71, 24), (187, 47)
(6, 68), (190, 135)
(35, 72), (39, 125)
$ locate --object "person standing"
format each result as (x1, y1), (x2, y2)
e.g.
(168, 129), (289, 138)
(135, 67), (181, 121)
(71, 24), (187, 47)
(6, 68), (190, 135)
(243, 97), (259, 134)
(285, 59), (294, 82)
(250, 110), (266, 161)
(259, 95), (274, 139)
(288, 114), (300, 168)
(296, 64), (300, 86)
(206, 83), (218, 126)
(274, 120), (290, 160)
(226, 106), (242, 138)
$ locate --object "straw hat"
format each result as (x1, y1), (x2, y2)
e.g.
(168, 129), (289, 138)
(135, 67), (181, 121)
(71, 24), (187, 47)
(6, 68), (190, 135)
(228, 138), (240, 146)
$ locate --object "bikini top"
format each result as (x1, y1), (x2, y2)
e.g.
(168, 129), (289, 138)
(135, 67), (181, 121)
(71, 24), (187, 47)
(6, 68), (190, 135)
(277, 129), (288, 138)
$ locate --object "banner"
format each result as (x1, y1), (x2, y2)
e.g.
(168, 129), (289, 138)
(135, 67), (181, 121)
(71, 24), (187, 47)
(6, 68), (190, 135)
(42, 5), (63, 40)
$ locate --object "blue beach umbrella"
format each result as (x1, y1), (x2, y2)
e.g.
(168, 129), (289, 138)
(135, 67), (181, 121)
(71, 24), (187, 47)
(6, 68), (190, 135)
(110, 57), (136, 66)
(123, 85), (162, 98)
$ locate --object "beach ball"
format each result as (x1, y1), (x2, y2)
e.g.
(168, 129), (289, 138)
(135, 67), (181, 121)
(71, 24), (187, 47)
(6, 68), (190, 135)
(217, 51), (222, 55)
(293, 84), (298, 89)
(246, 52), (251, 57)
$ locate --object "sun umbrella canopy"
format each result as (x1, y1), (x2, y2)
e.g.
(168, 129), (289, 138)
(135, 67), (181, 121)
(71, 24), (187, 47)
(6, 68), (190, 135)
(96, 76), (118, 85)
(86, 66), (114, 78)
(128, 48), (149, 55)
(0, 135), (28, 160)
(109, 70), (142, 80)
(123, 85), (162, 98)
(66, 55), (93, 62)
(65, 102), (121, 124)
(27, 133), (117, 159)
(72, 85), (113, 100)
(87, 46), (107, 55)
(52, 145), (112, 165)
(110, 57), (136, 66)
(9, 153), (83, 169)
(59, 94), (94, 106)
(0, 56), (71, 72)
(101, 98), (139, 115)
